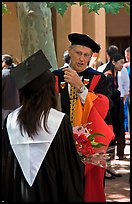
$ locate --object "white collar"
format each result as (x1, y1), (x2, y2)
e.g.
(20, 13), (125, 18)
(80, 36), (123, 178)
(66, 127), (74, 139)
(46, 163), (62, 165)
(7, 107), (65, 186)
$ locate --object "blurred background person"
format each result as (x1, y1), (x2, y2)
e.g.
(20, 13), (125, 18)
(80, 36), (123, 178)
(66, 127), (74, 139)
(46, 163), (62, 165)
(2, 54), (20, 128)
(118, 65), (130, 134)
(89, 51), (103, 70)
(97, 45), (118, 72)
(60, 50), (71, 69)
(123, 47), (130, 133)
(103, 53), (126, 161)
(63, 50), (71, 67)
(2, 54), (14, 69)
(124, 47), (130, 70)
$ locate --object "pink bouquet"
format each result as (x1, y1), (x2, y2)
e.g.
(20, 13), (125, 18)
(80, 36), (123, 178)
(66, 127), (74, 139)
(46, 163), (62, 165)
(73, 123), (110, 168)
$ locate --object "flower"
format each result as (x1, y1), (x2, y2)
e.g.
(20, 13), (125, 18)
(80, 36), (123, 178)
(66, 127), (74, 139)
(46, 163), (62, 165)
(73, 123), (110, 168)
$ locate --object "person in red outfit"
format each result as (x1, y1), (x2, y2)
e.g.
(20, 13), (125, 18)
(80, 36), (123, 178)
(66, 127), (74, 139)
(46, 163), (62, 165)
(53, 33), (115, 202)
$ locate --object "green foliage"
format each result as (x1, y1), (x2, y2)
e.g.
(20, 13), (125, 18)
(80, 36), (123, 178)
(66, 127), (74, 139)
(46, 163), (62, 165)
(3, 2), (130, 16)
(84, 2), (125, 15)
(124, 2), (130, 15)
(101, 2), (125, 14)
(2, 2), (8, 15)
(47, 2), (76, 16)
(79, 2), (87, 6)
(46, 2), (130, 16)
(85, 2), (105, 14)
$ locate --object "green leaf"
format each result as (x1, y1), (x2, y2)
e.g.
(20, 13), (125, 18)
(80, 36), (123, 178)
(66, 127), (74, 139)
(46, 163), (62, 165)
(124, 2), (130, 15)
(85, 2), (104, 15)
(46, 2), (77, 16)
(103, 2), (124, 14)
(91, 141), (106, 148)
(84, 2), (127, 15)
(2, 2), (8, 15)
(2, 2), (11, 15)
(67, 2), (77, 6)
(88, 132), (105, 141)
(79, 2), (87, 6)
(46, 2), (68, 16)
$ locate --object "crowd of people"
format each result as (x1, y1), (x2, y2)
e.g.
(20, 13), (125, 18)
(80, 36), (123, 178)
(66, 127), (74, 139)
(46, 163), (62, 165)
(2, 33), (130, 202)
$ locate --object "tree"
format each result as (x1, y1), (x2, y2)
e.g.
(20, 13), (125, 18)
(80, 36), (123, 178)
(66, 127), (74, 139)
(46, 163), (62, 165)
(16, 2), (57, 70)
(3, 2), (130, 70)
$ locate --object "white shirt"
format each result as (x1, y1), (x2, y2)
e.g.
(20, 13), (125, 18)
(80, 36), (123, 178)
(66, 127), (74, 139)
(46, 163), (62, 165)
(97, 62), (109, 72)
(68, 76), (88, 104)
(117, 67), (130, 97)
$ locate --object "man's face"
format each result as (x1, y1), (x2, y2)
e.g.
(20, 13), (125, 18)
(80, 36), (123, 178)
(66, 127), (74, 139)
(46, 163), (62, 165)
(68, 45), (92, 72)
(2, 61), (6, 68)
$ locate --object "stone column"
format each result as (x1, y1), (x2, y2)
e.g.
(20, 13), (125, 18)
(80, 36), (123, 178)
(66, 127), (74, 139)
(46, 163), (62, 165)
(83, 7), (106, 63)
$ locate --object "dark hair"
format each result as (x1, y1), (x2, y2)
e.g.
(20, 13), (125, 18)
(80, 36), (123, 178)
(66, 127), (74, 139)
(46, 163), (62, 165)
(106, 45), (118, 58)
(17, 70), (58, 138)
(110, 53), (124, 62)
(103, 61), (115, 76)
(64, 54), (71, 64)
(2, 55), (13, 66)
(103, 53), (124, 76)
(63, 50), (71, 64)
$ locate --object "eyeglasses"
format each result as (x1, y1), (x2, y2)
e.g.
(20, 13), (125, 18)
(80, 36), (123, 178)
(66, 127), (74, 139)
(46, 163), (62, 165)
(73, 49), (91, 59)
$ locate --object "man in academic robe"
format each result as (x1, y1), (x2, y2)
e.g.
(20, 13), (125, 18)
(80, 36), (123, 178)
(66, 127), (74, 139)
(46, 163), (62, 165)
(53, 33), (115, 202)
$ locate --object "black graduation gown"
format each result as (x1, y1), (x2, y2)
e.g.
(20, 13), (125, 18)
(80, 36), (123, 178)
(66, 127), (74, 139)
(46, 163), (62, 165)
(53, 67), (112, 124)
(2, 112), (84, 202)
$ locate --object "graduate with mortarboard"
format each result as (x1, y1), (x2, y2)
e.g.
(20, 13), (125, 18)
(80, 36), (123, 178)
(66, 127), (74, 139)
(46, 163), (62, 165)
(2, 50), (84, 202)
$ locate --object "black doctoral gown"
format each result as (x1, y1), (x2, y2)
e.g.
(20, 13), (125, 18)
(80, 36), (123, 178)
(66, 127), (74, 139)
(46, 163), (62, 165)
(53, 67), (112, 125)
(2, 108), (84, 202)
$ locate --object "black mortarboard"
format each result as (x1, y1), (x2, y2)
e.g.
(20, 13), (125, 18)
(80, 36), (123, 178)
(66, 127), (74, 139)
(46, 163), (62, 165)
(10, 50), (52, 89)
(68, 33), (101, 53)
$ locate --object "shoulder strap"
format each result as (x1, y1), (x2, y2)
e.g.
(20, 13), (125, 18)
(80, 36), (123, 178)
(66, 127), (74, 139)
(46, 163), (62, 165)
(89, 75), (101, 91)
(55, 75), (59, 93)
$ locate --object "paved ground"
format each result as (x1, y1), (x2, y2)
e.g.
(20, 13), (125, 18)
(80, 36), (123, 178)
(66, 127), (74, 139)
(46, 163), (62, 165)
(105, 138), (130, 202)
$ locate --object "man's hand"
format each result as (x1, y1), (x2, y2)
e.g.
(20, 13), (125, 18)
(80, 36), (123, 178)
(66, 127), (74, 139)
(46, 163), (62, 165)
(63, 67), (84, 92)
